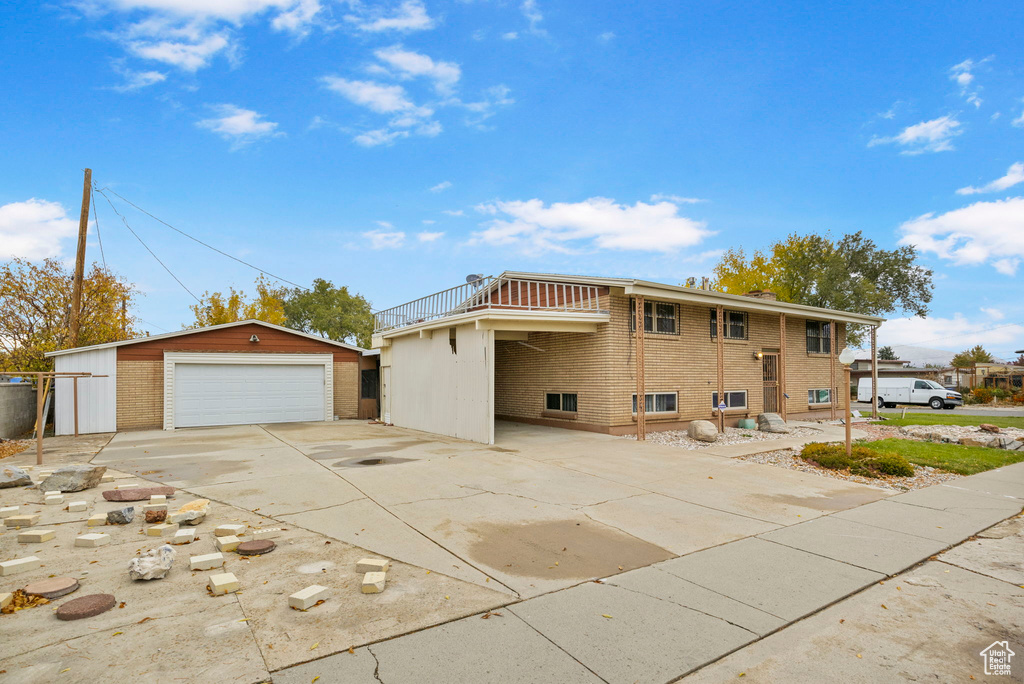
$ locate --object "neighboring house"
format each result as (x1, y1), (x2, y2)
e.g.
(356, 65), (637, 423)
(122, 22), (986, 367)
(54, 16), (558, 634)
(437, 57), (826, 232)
(372, 272), (884, 444)
(975, 362), (1024, 391)
(44, 320), (374, 435)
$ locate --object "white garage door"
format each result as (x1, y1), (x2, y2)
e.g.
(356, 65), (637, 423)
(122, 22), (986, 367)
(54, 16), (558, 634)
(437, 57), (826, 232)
(174, 363), (325, 428)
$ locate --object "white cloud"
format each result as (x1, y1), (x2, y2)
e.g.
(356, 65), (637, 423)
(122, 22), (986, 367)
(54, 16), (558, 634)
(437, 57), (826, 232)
(128, 31), (232, 71)
(363, 229), (406, 248)
(196, 104), (282, 147)
(421, 219), (436, 224)
(459, 84), (514, 127)
(520, 0), (544, 35)
(981, 307), (1005, 320)
(417, 231), (444, 242)
(879, 314), (1024, 351)
(650, 193), (706, 204)
(0, 199), (78, 260)
(1013, 103), (1024, 128)
(354, 128), (409, 146)
(442, 209), (465, 216)
(374, 45), (461, 95)
(430, 181), (452, 193)
(321, 77), (415, 113)
(502, 31), (518, 40)
(957, 162), (1024, 195)
(347, 0), (434, 32)
(110, 68), (167, 92)
(375, 220), (395, 228)
(471, 197), (713, 254)
(949, 58), (989, 108)
(597, 31), (615, 42)
(898, 197), (1024, 275)
(869, 115), (963, 154)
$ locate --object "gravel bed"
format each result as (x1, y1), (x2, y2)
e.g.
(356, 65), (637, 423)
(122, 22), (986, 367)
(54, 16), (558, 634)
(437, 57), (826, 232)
(898, 424), (1024, 442)
(740, 448), (962, 491)
(624, 426), (821, 450)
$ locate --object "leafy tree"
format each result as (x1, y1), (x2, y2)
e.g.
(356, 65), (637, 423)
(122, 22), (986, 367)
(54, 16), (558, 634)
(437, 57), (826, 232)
(1012, 353), (1024, 367)
(0, 257), (140, 372)
(284, 278), (373, 348)
(878, 346), (897, 360)
(950, 345), (995, 369)
(188, 275), (287, 328)
(711, 231), (933, 345)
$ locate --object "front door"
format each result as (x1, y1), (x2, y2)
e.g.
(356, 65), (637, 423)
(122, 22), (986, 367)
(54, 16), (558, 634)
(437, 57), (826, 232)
(763, 353), (780, 413)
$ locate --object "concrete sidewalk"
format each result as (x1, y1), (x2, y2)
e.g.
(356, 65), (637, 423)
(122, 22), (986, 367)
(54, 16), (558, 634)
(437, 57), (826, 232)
(273, 462), (1024, 684)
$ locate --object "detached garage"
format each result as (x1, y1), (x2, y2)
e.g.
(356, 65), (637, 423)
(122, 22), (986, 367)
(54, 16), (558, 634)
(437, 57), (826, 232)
(45, 320), (373, 434)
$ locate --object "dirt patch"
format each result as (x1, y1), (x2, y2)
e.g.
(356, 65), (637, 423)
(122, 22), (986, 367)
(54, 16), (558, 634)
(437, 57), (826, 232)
(310, 439), (432, 463)
(751, 485), (890, 512)
(333, 456), (416, 468)
(466, 519), (674, 580)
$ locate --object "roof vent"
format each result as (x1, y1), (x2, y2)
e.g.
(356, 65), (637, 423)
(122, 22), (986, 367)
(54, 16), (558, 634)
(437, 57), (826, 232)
(250, 334), (260, 343)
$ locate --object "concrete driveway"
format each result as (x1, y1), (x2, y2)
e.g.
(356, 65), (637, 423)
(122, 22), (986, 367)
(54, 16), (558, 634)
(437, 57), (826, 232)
(94, 420), (890, 599)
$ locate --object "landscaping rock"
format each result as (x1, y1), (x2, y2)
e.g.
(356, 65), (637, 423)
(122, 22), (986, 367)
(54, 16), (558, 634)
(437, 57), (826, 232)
(757, 413), (791, 434)
(990, 436), (1016, 449)
(144, 509), (167, 524)
(103, 486), (175, 502)
(170, 498), (209, 526)
(106, 506), (135, 525)
(24, 577), (79, 599)
(687, 420), (719, 443)
(960, 436), (995, 448)
(128, 545), (176, 581)
(38, 465), (107, 493)
(0, 465), (32, 489)
(979, 423), (1001, 434)
(56, 594), (116, 621)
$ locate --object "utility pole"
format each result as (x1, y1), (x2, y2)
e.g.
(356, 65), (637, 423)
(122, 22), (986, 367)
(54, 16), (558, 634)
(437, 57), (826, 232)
(69, 168), (92, 348)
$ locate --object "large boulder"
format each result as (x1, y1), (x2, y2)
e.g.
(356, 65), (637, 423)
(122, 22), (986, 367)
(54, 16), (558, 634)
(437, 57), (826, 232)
(39, 464), (107, 493)
(961, 436), (995, 448)
(687, 420), (719, 443)
(979, 424), (1001, 434)
(757, 413), (791, 434)
(0, 465), (32, 489)
(128, 545), (176, 581)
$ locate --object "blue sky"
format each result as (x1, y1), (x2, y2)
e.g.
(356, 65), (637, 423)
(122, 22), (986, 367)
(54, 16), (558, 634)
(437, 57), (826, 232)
(2, 1), (1023, 357)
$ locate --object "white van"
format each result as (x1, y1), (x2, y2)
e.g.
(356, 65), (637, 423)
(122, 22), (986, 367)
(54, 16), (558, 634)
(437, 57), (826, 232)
(857, 377), (963, 410)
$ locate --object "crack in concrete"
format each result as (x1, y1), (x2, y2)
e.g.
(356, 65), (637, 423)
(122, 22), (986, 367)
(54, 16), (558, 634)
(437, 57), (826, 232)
(367, 645), (385, 684)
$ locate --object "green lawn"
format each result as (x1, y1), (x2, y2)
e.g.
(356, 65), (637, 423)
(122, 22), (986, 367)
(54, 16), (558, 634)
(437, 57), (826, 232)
(866, 437), (1024, 475)
(876, 413), (1024, 429)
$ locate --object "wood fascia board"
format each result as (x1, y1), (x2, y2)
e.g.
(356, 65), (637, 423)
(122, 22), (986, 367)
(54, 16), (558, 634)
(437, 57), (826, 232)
(494, 331), (531, 341)
(475, 318), (600, 333)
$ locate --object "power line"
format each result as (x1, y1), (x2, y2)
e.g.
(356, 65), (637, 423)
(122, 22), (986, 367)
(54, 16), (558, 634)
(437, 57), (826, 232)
(96, 188), (201, 302)
(96, 185), (308, 290)
(90, 185), (107, 270)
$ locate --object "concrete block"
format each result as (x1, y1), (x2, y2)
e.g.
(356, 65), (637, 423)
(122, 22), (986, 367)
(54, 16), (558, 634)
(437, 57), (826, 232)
(361, 571), (387, 594)
(143, 503), (168, 513)
(18, 529), (56, 543)
(289, 585), (329, 610)
(214, 524), (246, 537)
(209, 572), (239, 594)
(0, 592), (11, 610)
(87, 513), (107, 527)
(0, 556), (41, 576)
(149, 494), (167, 504)
(44, 494), (64, 506)
(189, 552), (224, 571)
(356, 558), (390, 574)
(215, 535), (241, 552)
(100, 474), (114, 483)
(68, 501), (88, 512)
(171, 528), (197, 545)
(0, 505), (19, 518)
(116, 483), (138, 489)
(252, 527), (282, 541)
(43, 490), (60, 497)
(75, 533), (111, 548)
(146, 523), (179, 537)
(5, 514), (40, 528)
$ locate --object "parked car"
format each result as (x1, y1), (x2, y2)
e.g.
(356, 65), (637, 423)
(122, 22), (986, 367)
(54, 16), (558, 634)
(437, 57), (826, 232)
(857, 377), (963, 410)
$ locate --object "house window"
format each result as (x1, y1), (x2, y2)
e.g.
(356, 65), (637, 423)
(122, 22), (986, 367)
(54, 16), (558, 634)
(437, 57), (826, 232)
(712, 391), (748, 409)
(808, 388), (831, 405)
(806, 321), (831, 354)
(632, 392), (678, 413)
(360, 369), (379, 400)
(709, 309), (748, 340)
(546, 393), (578, 412)
(630, 300), (678, 334)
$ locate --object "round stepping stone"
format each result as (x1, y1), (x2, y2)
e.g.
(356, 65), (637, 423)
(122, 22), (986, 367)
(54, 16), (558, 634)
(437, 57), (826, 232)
(24, 577), (80, 599)
(56, 593), (116, 621)
(236, 540), (276, 556)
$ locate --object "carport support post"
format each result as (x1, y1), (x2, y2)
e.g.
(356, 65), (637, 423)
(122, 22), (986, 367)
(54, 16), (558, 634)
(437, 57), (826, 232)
(716, 304), (725, 432)
(845, 364), (853, 458)
(635, 295), (646, 440)
(829, 319), (837, 421)
(73, 376), (79, 437)
(870, 326), (878, 419)
(778, 313), (787, 421)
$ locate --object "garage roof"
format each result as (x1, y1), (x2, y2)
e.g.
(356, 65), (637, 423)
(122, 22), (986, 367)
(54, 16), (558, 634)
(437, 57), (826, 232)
(44, 319), (368, 357)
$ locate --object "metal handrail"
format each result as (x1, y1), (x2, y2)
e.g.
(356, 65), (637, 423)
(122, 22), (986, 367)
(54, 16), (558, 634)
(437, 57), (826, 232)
(373, 276), (605, 333)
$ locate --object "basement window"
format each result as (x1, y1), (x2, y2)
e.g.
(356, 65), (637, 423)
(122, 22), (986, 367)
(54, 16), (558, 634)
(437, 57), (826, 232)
(808, 388), (831, 405)
(712, 391), (748, 410)
(806, 321), (831, 354)
(629, 300), (678, 334)
(632, 392), (678, 414)
(546, 393), (578, 412)
(710, 309), (748, 340)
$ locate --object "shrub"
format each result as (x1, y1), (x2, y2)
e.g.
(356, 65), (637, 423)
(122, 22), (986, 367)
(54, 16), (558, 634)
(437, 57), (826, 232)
(799, 442), (914, 478)
(1013, 392), (1024, 405)
(993, 388), (1011, 400)
(971, 388), (995, 404)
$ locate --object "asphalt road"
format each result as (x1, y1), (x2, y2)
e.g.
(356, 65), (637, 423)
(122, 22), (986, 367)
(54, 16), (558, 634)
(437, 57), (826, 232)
(853, 402), (1024, 418)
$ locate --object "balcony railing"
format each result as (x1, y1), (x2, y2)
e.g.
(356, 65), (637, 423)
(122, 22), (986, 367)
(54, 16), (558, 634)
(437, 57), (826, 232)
(374, 276), (606, 333)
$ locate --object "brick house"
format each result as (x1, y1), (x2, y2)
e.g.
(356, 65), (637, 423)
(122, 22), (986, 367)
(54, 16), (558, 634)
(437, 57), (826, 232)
(373, 272), (884, 444)
(45, 320), (376, 435)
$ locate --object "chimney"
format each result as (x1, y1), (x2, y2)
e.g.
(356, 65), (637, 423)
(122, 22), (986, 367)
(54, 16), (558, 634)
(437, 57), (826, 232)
(743, 290), (777, 301)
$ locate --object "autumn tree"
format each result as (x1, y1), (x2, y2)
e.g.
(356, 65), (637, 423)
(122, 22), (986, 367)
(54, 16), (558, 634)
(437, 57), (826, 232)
(878, 346), (897, 360)
(284, 279), (373, 348)
(711, 232), (933, 345)
(1012, 353), (1024, 367)
(950, 345), (995, 369)
(188, 275), (287, 328)
(0, 258), (140, 372)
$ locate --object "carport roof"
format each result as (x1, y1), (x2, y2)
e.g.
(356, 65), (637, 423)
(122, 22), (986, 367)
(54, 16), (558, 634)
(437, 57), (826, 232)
(44, 319), (368, 357)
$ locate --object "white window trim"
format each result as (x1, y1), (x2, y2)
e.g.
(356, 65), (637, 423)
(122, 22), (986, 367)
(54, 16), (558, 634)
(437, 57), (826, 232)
(808, 388), (832, 406)
(632, 391), (679, 415)
(712, 390), (748, 411)
(162, 352), (334, 430)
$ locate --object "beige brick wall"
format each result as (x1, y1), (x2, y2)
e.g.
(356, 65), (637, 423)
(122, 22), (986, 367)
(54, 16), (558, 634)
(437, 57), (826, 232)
(333, 361), (359, 419)
(494, 293), (847, 432)
(116, 360), (163, 430)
